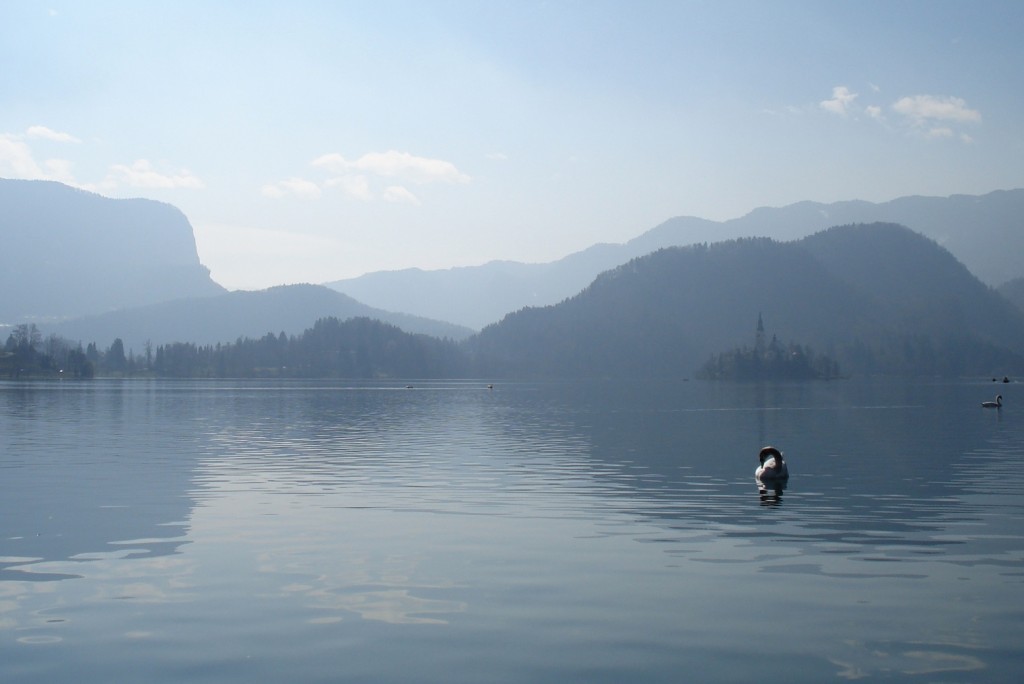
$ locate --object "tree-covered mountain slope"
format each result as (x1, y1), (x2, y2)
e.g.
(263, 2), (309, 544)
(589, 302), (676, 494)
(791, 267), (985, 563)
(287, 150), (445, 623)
(46, 283), (474, 355)
(469, 224), (1024, 378)
(327, 190), (1024, 329)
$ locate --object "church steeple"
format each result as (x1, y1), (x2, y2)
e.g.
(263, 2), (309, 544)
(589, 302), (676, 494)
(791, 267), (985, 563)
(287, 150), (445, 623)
(755, 312), (765, 352)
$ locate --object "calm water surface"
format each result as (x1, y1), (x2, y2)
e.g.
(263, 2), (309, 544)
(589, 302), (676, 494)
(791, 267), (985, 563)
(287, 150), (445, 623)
(1, 378), (1021, 682)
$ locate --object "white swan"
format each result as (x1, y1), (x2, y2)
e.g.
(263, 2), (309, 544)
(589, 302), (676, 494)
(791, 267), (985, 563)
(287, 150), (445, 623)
(756, 446), (789, 480)
(982, 394), (1003, 408)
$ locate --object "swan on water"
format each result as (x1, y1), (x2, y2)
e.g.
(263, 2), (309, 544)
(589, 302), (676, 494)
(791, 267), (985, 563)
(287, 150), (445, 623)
(982, 395), (1003, 408)
(756, 446), (789, 480)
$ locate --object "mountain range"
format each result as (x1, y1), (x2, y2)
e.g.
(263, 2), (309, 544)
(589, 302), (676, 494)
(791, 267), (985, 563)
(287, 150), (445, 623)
(4, 178), (1023, 378)
(327, 189), (1024, 330)
(47, 284), (473, 355)
(74, 222), (1022, 380)
(0, 179), (223, 321)
(469, 223), (1024, 378)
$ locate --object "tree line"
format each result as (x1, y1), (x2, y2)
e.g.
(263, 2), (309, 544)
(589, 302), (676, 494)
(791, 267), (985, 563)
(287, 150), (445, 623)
(4, 317), (469, 380)
(2, 324), (95, 378)
(150, 317), (468, 378)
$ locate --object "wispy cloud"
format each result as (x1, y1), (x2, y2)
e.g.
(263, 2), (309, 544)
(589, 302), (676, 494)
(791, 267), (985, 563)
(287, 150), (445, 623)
(1, 131), (78, 185)
(312, 151), (470, 185)
(263, 149), (470, 203)
(891, 94), (980, 140)
(892, 94), (981, 125)
(820, 86), (858, 115)
(813, 87), (979, 143)
(381, 185), (420, 205)
(105, 159), (204, 189)
(26, 125), (80, 143)
(3, 129), (206, 192)
(0, 133), (47, 178)
(261, 177), (322, 199)
(324, 174), (372, 201)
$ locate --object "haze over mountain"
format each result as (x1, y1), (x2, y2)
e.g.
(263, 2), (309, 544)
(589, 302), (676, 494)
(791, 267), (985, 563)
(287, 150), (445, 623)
(7, 178), (1023, 381)
(998, 278), (1024, 316)
(0, 179), (224, 322)
(46, 284), (473, 355)
(469, 223), (1024, 378)
(327, 190), (1024, 330)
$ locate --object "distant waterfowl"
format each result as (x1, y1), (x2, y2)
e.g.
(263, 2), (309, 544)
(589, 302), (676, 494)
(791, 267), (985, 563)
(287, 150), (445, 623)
(756, 446), (789, 480)
(982, 395), (1003, 408)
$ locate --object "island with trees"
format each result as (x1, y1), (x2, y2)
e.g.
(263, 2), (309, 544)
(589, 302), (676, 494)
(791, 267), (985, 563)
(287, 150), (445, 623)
(697, 314), (841, 380)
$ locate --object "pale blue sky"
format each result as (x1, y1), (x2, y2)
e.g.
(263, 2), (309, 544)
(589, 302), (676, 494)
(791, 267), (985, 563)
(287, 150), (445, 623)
(2, 1), (1022, 289)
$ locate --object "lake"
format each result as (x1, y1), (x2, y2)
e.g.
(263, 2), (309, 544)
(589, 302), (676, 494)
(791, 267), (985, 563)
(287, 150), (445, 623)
(1, 378), (1021, 683)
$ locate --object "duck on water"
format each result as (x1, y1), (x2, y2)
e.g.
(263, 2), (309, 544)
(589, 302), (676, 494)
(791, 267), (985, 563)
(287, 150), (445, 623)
(756, 446), (789, 480)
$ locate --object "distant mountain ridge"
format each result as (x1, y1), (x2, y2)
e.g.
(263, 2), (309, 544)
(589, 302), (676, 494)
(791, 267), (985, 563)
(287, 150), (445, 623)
(327, 189), (1024, 329)
(37, 223), (1024, 379)
(469, 223), (1024, 378)
(0, 178), (224, 322)
(46, 284), (474, 354)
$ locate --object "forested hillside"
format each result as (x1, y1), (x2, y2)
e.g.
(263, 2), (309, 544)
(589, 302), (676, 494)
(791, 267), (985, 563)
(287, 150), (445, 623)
(151, 317), (468, 379)
(327, 190), (1024, 329)
(469, 224), (1024, 378)
(998, 278), (1024, 315)
(18, 223), (1024, 380)
(46, 283), (473, 355)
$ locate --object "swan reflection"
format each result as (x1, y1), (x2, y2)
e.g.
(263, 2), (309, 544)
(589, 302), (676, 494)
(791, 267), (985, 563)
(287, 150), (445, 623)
(757, 476), (787, 505)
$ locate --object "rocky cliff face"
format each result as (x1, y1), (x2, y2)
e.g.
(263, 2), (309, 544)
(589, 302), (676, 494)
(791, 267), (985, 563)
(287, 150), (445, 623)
(0, 179), (224, 322)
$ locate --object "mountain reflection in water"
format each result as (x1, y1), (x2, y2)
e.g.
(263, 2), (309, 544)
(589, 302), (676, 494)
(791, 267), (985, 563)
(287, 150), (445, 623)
(1, 378), (1021, 683)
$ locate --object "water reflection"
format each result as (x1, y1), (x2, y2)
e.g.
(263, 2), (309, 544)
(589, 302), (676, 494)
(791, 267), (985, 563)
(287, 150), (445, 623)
(757, 477), (786, 506)
(1, 378), (1022, 683)
(0, 381), (196, 583)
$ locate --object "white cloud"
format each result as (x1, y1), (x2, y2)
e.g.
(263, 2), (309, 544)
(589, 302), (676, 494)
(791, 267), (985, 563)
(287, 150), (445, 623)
(820, 86), (858, 115)
(261, 177), (321, 199)
(312, 150), (470, 185)
(2, 132), (206, 192)
(890, 95), (980, 142)
(381, 185), (420, 205)
(0, 133), (47, 179)
(42, 158), (77, 185)
(0, 132), (79, 185)
(865, 105), (883, 119)
(892, 95), (981, 125)
(107, 159), (204, 189)
(324, 174), (372, 201)
(486, 152), (508, 161)
(26, 125), (80, 143)
(260, 184), (285, 199)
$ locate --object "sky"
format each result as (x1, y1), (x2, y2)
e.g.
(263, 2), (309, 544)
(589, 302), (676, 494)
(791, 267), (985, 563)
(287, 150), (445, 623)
(2, 1), (1023, 291)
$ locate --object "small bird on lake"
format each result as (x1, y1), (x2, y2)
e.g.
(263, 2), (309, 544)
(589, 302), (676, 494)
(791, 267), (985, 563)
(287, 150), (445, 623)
(982, 395), (1003, 408)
